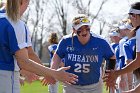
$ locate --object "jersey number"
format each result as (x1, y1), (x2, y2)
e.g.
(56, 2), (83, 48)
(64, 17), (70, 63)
(74, 63), (90, 73)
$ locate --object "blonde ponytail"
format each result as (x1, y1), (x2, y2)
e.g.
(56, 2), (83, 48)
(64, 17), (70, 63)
(6, 0), (21, 22)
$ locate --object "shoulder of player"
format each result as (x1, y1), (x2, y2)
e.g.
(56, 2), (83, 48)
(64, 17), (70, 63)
(6, 18), (25, 30)
(90, 32), (108, 42)
(0, 13), (11, 26)
(48, 44), (57, 48)
(62, 33), (76, 40)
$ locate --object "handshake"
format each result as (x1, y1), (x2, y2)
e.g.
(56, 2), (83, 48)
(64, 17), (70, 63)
(20, 66), (78, 86)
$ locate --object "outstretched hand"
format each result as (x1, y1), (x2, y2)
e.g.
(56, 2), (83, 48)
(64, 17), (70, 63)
(54, 66), (78, 85)
(20, 78), (25, 86)
(103, 70), (118, 91)
(20, 70), (39, 84)
(41, 76), (56, 86)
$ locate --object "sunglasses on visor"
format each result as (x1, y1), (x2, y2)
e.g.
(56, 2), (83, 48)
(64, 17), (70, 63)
(73, 18), (90, 26)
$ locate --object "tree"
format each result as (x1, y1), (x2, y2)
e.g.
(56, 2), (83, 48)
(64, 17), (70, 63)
(72, 0), (109, 35)
(50, 0), (75, 35)
(23, 0), (51, 58)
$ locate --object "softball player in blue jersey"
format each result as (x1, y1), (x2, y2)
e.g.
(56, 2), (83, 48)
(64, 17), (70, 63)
(118, 22), (133, 69)
(42, 32), (66, 93)
(104, 2), (140, 93)
(51, 15), (116, 93)
(48, 33), (59, 93)
(0, 0), (78, 93)
(109, 30), (120, 51)
(115, 23), (133, 92)
(123, 36), (136, 90)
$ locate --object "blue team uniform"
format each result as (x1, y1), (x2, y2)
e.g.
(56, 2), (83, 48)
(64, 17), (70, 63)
(123, 37), (136, 62)
(56, 32), (114, 85)
(111, 43), (119, 51)
(0, 12), (31, 71)
(115, 45), (121, 70)
(119, 37), (128, 69)
(48, 44), (58, 60)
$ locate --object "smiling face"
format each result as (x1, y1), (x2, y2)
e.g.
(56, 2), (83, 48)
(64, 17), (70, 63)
(74, 25), (91, 45)
(72, 15), (91, 45)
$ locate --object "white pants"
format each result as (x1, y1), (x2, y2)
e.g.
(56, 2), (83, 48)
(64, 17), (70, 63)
(115, 74), (129, 93)
(63, 80), (103, 93)
(48, 82), (59, 93)
(0, 70), (20, 93)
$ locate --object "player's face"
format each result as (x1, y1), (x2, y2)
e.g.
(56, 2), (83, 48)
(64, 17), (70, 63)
(129, 13), (140, 27)
(76, 25), (90, 44)
(20, 0), (30, 16)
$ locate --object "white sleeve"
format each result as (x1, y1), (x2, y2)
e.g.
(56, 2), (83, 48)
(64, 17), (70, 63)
(48, 45), (53, 52)
(119, 40), (124, 57)
(9, 20), (28, 49)
(136, 28), (140, 52)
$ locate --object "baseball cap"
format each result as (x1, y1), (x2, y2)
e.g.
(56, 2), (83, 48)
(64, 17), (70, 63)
(109, 31), (119, 37)
(72, 15), (91, 30)
(128, 8), (140, 14)
(119, 23), (133, 30)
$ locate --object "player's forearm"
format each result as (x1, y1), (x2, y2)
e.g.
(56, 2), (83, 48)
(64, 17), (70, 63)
(117, 54), (140, 76)
(27, 46), (42, 65)
(28, 53), (42, 65)
(15, 48), (56, 78)
(134, 83), (140, 93)
(18, 58), (56, 78)
(51, 53), (62, 69)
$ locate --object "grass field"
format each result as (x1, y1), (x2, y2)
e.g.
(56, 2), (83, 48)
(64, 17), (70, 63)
(21, 81), (109, 93)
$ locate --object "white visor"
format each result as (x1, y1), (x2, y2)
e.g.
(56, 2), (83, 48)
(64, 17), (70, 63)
(109, 31), (119, 36)
(119, 23), (133, 30)
(73, 23), (91, 30)
(129, 8), (140, 14)
(72, 17), (91, 30)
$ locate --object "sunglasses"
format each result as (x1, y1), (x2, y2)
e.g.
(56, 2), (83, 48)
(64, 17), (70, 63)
(73, 18), (90, 26)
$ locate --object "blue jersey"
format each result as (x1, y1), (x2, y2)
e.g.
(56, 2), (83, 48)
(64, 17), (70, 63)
(111, 43), (119, 51)
(114, 46), (121, 70)
(119, 37), (128, 68)
(48, 44), (58, 60)
(56, 33), (114, 85)
(123, 37), (136, 62)
(0, 8), (5, 13)
(0, 14), (32, 71)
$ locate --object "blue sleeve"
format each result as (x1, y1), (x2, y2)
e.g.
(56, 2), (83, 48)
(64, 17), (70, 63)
(56, 38), (66, 59)
(7, 25), (20, 54)
(103, 41), (114, 59)
(123, 43), (133, 60)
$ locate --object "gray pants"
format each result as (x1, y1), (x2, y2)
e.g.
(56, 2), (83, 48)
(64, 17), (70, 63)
(0, 70), (20, 93)
(48, 82), (59, 93)
(63, 80), (103, 93)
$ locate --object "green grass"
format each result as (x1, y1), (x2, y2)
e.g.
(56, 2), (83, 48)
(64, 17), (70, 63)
(21, 81), (109, 93)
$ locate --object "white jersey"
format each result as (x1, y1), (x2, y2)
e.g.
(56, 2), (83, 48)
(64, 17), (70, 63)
(7, 19), (32, 71)
(119, 36), (128, 57)
(136, 28), (140, 52)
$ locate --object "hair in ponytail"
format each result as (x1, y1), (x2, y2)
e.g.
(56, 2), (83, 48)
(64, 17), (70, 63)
(6, 0), (21, 22)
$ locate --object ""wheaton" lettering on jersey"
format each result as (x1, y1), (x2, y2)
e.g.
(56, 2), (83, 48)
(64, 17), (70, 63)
(68, 54), (98, 62)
